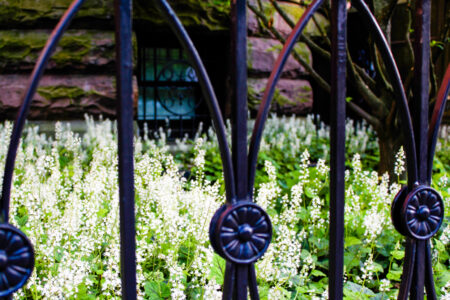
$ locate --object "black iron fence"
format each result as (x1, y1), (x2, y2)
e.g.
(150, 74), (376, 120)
(0, 0), (448, 299)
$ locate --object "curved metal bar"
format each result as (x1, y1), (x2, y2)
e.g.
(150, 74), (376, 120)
(0, 0), (86, 223)
(398, 239), (416, 300)
(352, 0), (418, 187)
(427, 64), (450, 182)
(425, 239), (438, 300)
(153, 0), (236, 202)
(248, 264), (259, 299)
(411, 240), (426, 299)
(247, 0), (325, 195)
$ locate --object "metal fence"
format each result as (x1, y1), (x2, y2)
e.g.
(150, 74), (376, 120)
(0, 0), (448, 299)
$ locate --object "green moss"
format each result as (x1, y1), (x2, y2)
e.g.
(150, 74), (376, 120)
(256, 1), (329, 36)
(0, 0), (230, 30)
(133, 0), (230, 31)
(294, 43), (311, 65)
(0, 30), (115, 71)
(273, 89), (296, 106)
(0, 0), (114, 27)
(52, 35), (91, 65)
(37, 86), (87, 101)
(0, 31), (45, 63)
(36, 84), (114, 105)
(248, 85), (297, 109)
(247, 84), (260, 109)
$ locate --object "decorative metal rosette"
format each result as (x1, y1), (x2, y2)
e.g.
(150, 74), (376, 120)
(392, 186), (444, 240)
(209, 201), (272, 264)
(0, 223), (34, 297)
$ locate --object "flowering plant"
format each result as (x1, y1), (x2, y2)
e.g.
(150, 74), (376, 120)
(0, 116), (448, 299)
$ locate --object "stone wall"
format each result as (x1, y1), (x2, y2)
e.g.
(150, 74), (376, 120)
(0, 0), (320, 120)
(246, 0), (328, 115)
(0, 0), (231, 120)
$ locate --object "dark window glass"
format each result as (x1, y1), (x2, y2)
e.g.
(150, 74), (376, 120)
(137, 46), (206, 138)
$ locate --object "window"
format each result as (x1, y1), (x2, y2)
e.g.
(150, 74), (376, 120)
(137, 46), (207, 138)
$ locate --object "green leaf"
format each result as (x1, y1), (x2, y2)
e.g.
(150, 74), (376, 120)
(345, 281), (375, 296)
(345, 236), (362, 247)
(144, 281), (171, 299)
(305, 187), (316, 198)
(208, 254), (225, 285)
(311, 269), (327, 277)
(386, 269), (402, 282)
(391, 250), (404, 260)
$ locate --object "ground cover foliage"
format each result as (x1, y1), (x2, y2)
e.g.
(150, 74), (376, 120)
(0, 115), (448, 299)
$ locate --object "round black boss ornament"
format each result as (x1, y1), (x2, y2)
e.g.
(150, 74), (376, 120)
(209, 201), (272, 264)
(0, 223), (34, 297)
(402, 186), (444, 240)
(392, 186), (444, 240)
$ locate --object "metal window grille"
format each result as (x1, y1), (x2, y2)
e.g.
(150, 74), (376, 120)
(137, 45), (209, 138)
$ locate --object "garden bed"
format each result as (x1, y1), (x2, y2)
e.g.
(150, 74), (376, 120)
(1, 115), (448, 299)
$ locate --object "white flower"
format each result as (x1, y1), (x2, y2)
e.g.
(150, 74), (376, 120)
(394, 146), (406, 177)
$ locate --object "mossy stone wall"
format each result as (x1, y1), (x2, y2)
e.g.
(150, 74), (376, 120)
(0, 0), (230, 30)
(0, 0), (114, 28)
(0, 0), (319, 119)
(0, 30), (115, 73)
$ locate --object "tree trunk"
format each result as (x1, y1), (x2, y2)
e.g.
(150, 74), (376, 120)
(376, 122), (403, 178)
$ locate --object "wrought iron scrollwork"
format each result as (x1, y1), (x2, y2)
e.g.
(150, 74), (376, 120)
(1, 0), (446, 298)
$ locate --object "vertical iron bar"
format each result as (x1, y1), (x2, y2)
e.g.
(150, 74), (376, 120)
(154, 48), (158, 129)
(329, 0), (347, 299)
(248, 263), (260, 299)
(412, 0), (431, 184)
(143, 48), (147, 121)
(114, 0), (137, 299)
(223, 262), (235, 300)
(231, 0), (248, 200)
(410, 2), (431, 297)
(235, 265), (249, 300)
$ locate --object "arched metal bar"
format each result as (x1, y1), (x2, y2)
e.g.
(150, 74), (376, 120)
(352, 0), (418, 188)
(0, 0), (86, 223)
(398, 239), (416, 300)
(248, 264), (259, 299)
(247, 0), (325, 195)
(427, 64), (450, 182)
(411, 241), (426, 299)
(153, 0), (237, 202)
(425, 239), (438, 300)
